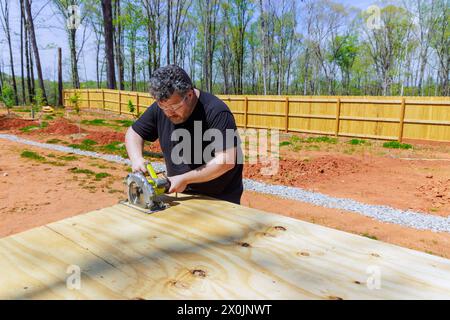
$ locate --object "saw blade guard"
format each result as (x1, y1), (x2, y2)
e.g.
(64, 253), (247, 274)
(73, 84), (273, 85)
(126, 172), (156, 209)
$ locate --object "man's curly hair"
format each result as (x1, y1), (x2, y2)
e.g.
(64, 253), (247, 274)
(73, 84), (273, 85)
(149, 65), (193, 101)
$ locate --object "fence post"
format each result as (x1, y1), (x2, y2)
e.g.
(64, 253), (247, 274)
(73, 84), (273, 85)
(119, 90), (122, 114)
(284, 96), (290, 133)
(398, 98), (406, 142)
(136, 92), (140, 116)
(244, 96), (248, 129)
(335, 98), (341, 137)
(86, 89), (90, 110)
(102, 89), (105, 111)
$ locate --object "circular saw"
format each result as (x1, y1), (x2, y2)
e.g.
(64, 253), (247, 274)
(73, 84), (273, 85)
(123, 162), (171, 213)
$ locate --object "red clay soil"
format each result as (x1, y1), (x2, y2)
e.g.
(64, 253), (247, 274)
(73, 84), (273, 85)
(244, 156), (366, 185)
(244, 153), (450, 216)
(83, 131), (125, 144)
(0, 115), (38, 130)
(41, 118), (84, 135)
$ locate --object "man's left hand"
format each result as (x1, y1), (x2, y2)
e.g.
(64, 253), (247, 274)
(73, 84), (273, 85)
(167, 174), (188, 193)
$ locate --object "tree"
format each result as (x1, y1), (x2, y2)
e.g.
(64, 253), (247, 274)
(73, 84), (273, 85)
(333, 34), (358, 94)
(363, 5), (412, 96)
(51, 0), (90, 89)
(101, 0), (116, 89)
(24, 0), (48, 103)
(1, 84), (14, 115)
(0, 0), (18, 105)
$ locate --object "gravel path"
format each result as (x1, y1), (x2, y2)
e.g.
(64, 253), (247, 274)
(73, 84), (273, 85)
(2, 133), (449, 233)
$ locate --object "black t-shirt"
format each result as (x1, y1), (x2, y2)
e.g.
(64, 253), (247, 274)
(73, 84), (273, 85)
(132, 90), (243, 204)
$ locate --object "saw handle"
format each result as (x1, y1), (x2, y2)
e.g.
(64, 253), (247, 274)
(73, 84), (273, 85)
(154, 178), (171, 193)
(146, 163), (159, 179)
(146, 162), (171, 194)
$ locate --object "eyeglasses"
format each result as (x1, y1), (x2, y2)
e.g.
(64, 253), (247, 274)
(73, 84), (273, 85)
(157, 94), (188, 112)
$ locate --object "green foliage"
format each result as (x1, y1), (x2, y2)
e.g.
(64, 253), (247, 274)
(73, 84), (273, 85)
(68, 139), (97, 151)
(81, 139), (97, 146)
(279, 141), (292, 147)
(46, 138), (63, 144)
(33, 88), (45, 111)
(305, 136), (338, 144)
(95, 172), (111, 180)
(21, 150), (45, 161)
(383, 141), (412, 149)
(59, 155), (78, 161)
(69, 167), (95, 175)
(69, 91), (81, 114)
(1, 85), (15, 110)
(20, 125), (40, 132)
(114, 119), (134, 127)
(127, 100), (135, 114)
(81, 119), (107, 126)
(348, 139), (367, 145)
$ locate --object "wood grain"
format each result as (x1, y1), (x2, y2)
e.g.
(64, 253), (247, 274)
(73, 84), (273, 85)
(1, 195), (449, 299)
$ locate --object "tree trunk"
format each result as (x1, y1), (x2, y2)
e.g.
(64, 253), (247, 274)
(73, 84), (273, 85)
(24, 0), (47, 103)
(101, 0), (116, 89)
(130, 34), (136, 91)
(69, 28), (80, 88)
(114, 0), (124, 90)
(20, 0), (26, 104)
(23, 0), (32, 103)
(28, 28), (35, 98)
(166, 0), (170, 64)
(58, 48), (63, 107)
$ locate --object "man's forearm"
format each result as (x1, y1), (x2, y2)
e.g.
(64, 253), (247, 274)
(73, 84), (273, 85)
(125, 127), (145, 162)
(182, 149), (236, 184)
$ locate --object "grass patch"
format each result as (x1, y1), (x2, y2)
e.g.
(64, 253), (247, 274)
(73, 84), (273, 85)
(108, 189), (123, 194)
(383, 141), (412, 149)
(348, 139), (366, 145)
(68, 139), (97, 151)
(95, 172), (111, 180)
(43, 115), (54, 120)
(47, 153), (56, 158)
(68, 143), (93, 151)
(69, 167), (95, 175)
(102, 141), (124, 152)
(45, 161), (65, 167)
(46, 138), (63, 144)
(306, 144), (320, 150)
(20, 125), (40, 132)
(113, 119), (134, 127)
(82, 139), (97, 146)
(305, 136), (337, 144)
(81, 119), (107, 126)
(279, 141), (292, 147)
(59, 155), (78, 161)
(142, 150), (163, 159)
(361, 233), (378, 240)
(21, 150), (45, 161)
(19, 121), (48, 132)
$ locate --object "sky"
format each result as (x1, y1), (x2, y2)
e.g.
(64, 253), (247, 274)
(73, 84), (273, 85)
(0, 0), (386, 83)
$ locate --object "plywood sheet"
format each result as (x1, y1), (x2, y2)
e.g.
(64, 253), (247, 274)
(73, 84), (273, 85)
(1, 196), (449, 300)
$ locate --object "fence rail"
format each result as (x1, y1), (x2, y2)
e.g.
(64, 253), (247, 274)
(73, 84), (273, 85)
(63, 89), (450, 142)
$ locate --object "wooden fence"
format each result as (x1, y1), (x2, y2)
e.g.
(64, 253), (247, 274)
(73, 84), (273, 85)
(63, 89), (450, 142)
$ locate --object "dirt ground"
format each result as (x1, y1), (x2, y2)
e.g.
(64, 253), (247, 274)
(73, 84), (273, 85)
(1, 108), (449, 258)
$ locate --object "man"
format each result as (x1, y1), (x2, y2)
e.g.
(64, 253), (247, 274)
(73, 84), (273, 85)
(125, 65), (243, 204)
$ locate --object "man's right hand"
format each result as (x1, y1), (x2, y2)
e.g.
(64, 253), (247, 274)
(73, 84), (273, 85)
(131, 158), (147, 174)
